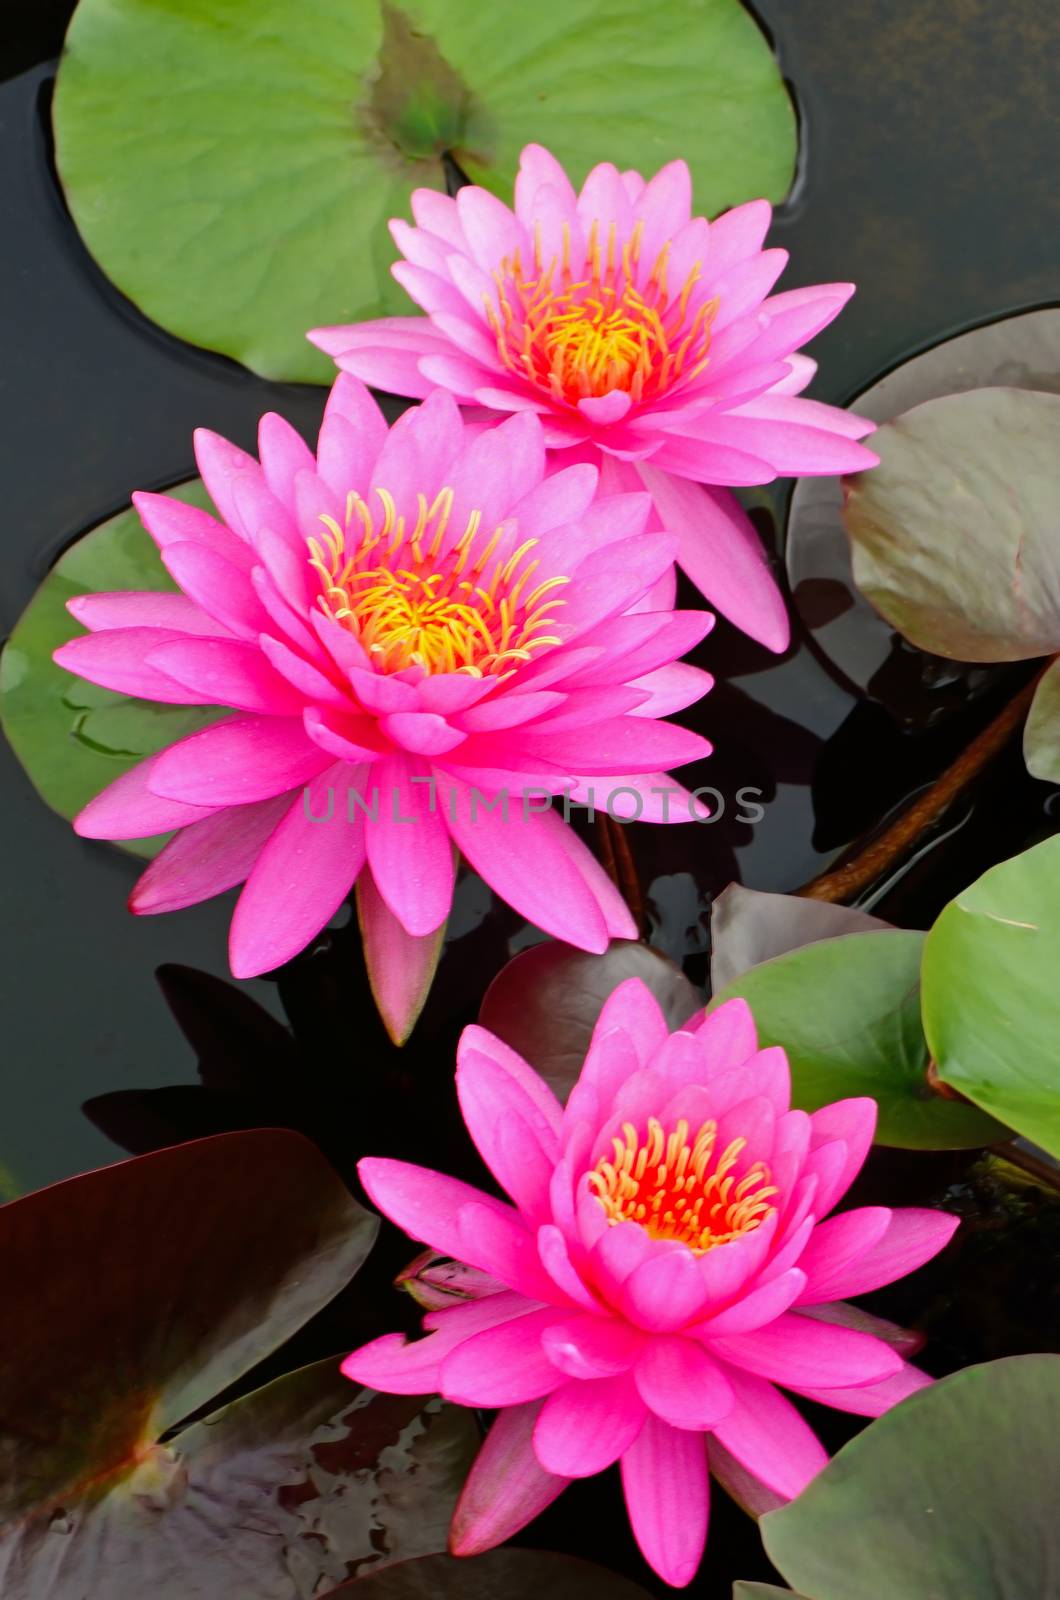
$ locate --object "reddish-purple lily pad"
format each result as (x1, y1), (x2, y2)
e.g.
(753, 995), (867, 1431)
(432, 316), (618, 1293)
(479, 938), (701, 1102)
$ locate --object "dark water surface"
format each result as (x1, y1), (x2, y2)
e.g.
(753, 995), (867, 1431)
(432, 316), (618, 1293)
(2, 0), (1057, 1189)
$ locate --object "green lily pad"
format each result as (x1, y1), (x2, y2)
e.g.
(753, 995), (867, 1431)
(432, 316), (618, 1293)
(0, 481), (221, 859)
(328, 1548), (656, 1598)
(53, 0), (797, 383)
(0, 1128), (385, 1595)
(1023, 657), (1060, 782)
(843, 387), (1060, 661)
(733, 1588), (805, 1599)
(712, 931), (1005, 1149)
(922, 836), (1060, 1159)
(761, 1356), (1060, 1600)
(479, 938), (702, 1104)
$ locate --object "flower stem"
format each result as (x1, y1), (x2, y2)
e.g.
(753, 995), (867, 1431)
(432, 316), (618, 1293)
(595, 812), (648, 938)
(795, 666), (1046, 904)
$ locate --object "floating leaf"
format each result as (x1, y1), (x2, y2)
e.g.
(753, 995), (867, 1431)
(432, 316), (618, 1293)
(843, 388), (1060, 662)
(712, 931), (1005, 1148)
(1023, 657), (1060, 782)
(762, 1356), (1060, 1600)
(479, 938), (701, 1103)
(0, 481), (220, 858)
(922, 836), (1060, 1159)
(786, 307), (1060, 709)
(53, 0), (797, 383)
(328, 1548), (657, 1598)
(0, 1129), (382, 1596)
(710, 884), (890, 992)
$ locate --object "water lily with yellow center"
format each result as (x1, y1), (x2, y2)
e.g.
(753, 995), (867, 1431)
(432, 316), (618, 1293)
(54, 380), (713, 1035)
(310, 145), (879, 654)
(345, 980), (958, 1587)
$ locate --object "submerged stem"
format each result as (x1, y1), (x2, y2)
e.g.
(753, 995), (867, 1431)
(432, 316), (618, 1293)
(595, 812), (648, 939)
(796, 664), (1047, 904)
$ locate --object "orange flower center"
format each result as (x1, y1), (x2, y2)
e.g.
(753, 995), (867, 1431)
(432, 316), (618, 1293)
(307, 486), (568, 677)
(587, 1116), (778, 1253)
(486, 220), (719, 405)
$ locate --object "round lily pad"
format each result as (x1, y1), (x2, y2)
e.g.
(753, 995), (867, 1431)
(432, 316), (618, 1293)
(0, 481), (221, 859)
(762, 1356), (1060, 1600)
(53, 0), (797, 383)
(1024, 657), (1060, 783)
(711, 930), (1006, 1149)
(922, 836), (1060, 1160)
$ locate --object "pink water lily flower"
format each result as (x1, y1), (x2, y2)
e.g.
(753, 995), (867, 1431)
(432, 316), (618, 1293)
(344, 980), (958, 1587)
(54, 381), (713, 1036)
(310, 144), (878, 654)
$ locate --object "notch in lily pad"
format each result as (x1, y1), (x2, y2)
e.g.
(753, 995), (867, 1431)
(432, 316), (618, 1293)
(54, 0), (798, 382)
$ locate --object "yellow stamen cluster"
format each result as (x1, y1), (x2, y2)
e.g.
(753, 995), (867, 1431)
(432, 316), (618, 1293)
(587, 1116), (778, 1253)
(306, 486), (568, 677)
(485, 219), (719, 404)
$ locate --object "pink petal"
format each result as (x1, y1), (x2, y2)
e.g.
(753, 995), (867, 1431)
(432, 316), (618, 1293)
(73, 753), (217, 840)
(258, 412), (315, 506)
(793, 1207), (893, 1303)
(537, 1225), (603, 1313)
(342, 1289), (534, 1393)
(441, 1306), (568, 1406)
(458, 1023), (564, 1136)
(578, 391), (633, 426)
(129, 793), (291, 913)
(381, 710), (466, 755)
(67, 591), (232, 636)
(621, 1249), (710, 1332)
(515, 143), (578, 218)
(318, 372), (388, 493)
(634, 159), (693, 267)
(228, 763), (367, 976)
(132, 490), (253, 571)
(161, 543), (272, 640)
(790, 1360), (934, 1418)
(148, 715), (332, 806)
(145, 637), (306, 715)
(363, 754), (455, 935)
(708, 1311), (903, 1388)
(457, 1044), (560, 1222)
(356, 868), (446, 1045)
(694, 1269), (807, 1336)
(533, 1372), (646, 1476)
(636, 466), (790, 652)
(456, 185), (529, 271)
(541, 1312), (644, 1379)
(441, 780), (610, 954)
(54, 628), (219, 705)
(258, 634), (349, 711)
(621, 1412), (708, 1589)
(307, 316), (449, 399)
(709, 1363), (827, 1499)
(635, 1336), (734, 1429)
(449, 1400), (571, 1555)
(519, 714), (710, 776)
(798, 1301), (926, 1359)
(807, 1098), (877, 1214)
(191, 428), (262, 538)
(704, 199), (773, 277)
(690, 996), (758, 1064)
(798, 1208), (959, 1305)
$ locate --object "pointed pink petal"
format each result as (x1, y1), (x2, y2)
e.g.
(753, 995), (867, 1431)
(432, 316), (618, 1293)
(357, 868), (445, 1045)
(709, 1363), (827, 1499)
(798, 1300), (925, 1359)
(441, 779), (609, 953)
(457, 1043), (560, 1222)
(441, 1306), (567, 1405)
(635, 1336), (734, 1429)
(637, 466), (789, 652)
(67, 591), (232, 636)
(161, 543), (272, 640)
(459, 1023), (564, 1135)
(541, 1312), (644, 1379)
(621, 1412), (708, 1588)
(54, 627), (218, 705)
(708, 1311), (903, 1388)
(132, 490), (253, 570)
(191, 428), (263, 539)
(148, 716), (332, 806)
(228, 763), (367, 975)
(307, 317), (449, 398)
(533, 1372), (646, 1476)
(74, 753), (217, 840)
(621, 1249), (710, 1332)
(808, 1098), (877, 1214)
(695, 1269), (807, 1336)
(449, 1399), (571, 1555)
(537, 1225), (603, 1313)
(797, 1208), (959, 1305)
(363, 754), (454, 935)
(456, 185), (529, 271)
(704, 199), (773, 277)
(130, 793), (291, 913)
(318, 372), (388, 493)
(792, 1207), (892, 1303)
(342, 1290), (533, 1393)
(258, 412), (315, 506)
(790, 1359), (934, 1418)
(145, 637), (306, 715)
